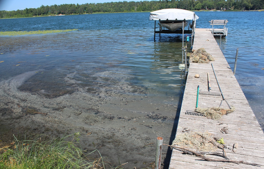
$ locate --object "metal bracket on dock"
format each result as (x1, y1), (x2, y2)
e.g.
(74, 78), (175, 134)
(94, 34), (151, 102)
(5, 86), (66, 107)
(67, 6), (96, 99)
(185, 111), (205, 117)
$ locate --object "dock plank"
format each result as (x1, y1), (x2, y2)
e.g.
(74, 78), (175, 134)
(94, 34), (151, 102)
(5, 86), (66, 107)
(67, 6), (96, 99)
(169, 29), (264, 168)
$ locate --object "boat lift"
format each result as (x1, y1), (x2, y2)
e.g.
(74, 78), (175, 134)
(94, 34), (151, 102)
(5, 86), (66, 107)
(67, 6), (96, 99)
(150, 9), (199, 72)
(149, 9), (198, 49)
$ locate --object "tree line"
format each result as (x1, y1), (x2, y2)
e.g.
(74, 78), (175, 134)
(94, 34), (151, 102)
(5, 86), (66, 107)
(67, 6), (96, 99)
(0, 0), (263, 18)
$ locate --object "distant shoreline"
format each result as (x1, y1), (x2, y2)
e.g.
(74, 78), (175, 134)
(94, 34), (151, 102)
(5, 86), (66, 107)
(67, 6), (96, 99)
(1, 9), (263, 20)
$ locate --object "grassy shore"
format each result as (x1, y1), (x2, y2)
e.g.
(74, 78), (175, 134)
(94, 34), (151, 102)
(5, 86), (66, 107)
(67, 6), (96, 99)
(0, 133), (105, 169)
(0, 29), (78, 36)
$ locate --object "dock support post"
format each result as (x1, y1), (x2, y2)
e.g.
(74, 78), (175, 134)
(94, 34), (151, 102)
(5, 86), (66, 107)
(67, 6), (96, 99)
(191, 14), (195, 48)
(182, 21), (184, 63)
(184, 48), (187, 76)
(234, 48), (239, 75)
(155, 137), (163, 169)
(154, 21), (156, 42)
(191, 34), (193, 48)
(220, 35), (222, 49)
(159, 21), (161, 39)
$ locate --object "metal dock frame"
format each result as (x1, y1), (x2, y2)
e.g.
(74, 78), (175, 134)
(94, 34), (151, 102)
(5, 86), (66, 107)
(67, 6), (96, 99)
(209, 19), (228, 37)
(153, 21), (193, 42)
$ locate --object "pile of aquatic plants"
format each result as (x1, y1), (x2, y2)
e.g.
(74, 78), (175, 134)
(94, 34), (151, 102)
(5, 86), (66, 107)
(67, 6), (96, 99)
(0, 29), (77, 36)
(0, 133), (105, 169)
(195, 107), (235, 120)
(173, 131), (217, 152)
(190, 48), (215, 63)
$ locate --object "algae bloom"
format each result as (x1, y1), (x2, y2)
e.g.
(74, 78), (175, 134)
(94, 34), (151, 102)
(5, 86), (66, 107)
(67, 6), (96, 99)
(0, 29), (77, 36)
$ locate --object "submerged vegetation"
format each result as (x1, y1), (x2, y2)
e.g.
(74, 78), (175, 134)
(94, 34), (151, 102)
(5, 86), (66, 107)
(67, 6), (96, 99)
(0, 133), (105, 169)
(0, 29), (77, 36)
(0, 0), (264, 19)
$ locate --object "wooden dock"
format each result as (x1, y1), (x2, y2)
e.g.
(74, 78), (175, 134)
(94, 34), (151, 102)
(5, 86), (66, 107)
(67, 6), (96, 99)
(169, 28), (264, 169)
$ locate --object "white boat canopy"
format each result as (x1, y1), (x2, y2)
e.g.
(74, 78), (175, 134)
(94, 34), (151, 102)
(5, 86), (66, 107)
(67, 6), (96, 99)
(149, 8), (199, 21)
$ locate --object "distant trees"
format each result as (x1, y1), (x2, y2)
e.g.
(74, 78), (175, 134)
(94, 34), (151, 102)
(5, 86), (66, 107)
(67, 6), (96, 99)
(0, 0), (263, 19)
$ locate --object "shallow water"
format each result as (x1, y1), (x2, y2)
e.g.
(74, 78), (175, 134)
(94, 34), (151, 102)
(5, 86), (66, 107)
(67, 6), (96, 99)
(0, 11), (263, 167)
(0, 13), (186, 168)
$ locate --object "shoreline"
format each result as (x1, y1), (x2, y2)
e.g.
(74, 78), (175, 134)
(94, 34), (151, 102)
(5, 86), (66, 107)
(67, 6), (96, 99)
(1, 9), (263, 20)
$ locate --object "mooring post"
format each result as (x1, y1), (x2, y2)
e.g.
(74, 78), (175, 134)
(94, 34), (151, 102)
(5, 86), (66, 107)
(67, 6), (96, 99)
(234, 48), (239, 75)
(155, 137), (163, 169)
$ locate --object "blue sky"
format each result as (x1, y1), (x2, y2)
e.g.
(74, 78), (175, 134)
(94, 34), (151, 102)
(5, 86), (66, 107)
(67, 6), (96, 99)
(0, 0), (152, 11)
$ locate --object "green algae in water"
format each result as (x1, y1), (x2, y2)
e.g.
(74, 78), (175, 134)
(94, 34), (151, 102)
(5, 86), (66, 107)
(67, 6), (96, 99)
(0, 29), (78, 36)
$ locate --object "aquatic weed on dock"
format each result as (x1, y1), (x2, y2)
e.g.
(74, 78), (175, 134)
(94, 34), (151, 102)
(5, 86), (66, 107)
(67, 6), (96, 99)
(173, 131), (217, 152)
(195, 107), (235, 120)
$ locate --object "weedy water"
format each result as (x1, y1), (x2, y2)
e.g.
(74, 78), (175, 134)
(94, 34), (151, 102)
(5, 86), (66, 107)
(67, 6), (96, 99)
(0, 29), (77, 36)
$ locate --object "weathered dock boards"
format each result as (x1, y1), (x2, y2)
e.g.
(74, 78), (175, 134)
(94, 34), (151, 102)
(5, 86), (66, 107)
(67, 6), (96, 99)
(169, 29), (264, 169)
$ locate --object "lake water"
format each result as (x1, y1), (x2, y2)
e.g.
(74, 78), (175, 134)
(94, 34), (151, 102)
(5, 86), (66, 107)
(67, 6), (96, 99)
(0, 11), (263, 168)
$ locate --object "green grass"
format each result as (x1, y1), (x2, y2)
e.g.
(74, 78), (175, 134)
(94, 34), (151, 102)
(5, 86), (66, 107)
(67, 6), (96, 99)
(0, 29), (77, 36)
(0, 133), (105, 169)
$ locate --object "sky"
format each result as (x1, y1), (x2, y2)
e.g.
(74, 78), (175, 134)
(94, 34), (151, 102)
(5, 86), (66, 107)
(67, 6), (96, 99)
(0, 0), (150, 11)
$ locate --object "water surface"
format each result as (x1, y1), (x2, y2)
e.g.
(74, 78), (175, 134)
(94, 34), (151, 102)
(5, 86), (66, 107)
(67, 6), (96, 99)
(0, 13), (185, 168)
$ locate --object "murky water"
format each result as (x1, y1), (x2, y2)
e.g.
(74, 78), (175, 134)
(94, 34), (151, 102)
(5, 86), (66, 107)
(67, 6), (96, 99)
(0, 11), (263, 168)
(0, 13), (186, 168)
